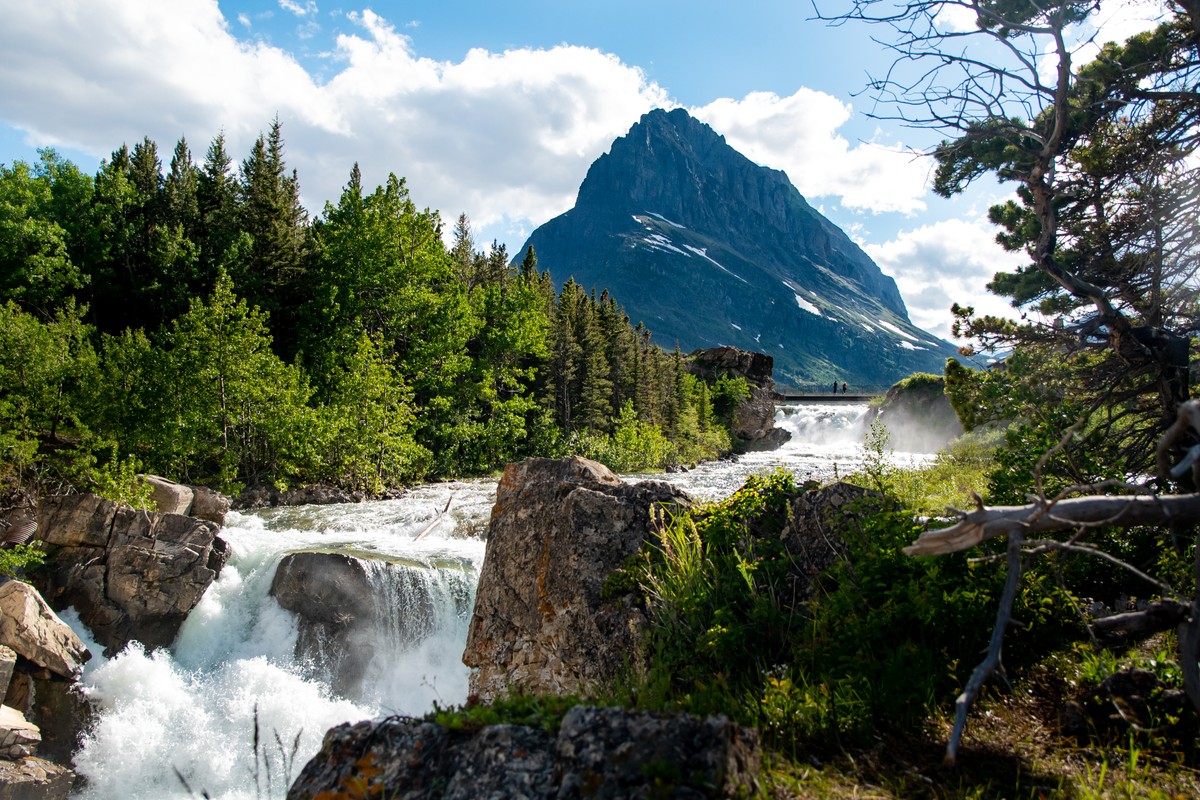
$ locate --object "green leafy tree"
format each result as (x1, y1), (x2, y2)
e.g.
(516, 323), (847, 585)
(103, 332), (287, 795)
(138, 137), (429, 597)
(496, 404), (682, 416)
(0, 158), (86, 315)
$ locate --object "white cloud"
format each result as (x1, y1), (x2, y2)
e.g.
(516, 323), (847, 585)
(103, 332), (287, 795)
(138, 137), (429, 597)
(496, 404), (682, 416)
(692, 90), (931, 214)
(864, 216), (1026, 340)
(0, 0), (667, 232)
(278, 0), (317, 18)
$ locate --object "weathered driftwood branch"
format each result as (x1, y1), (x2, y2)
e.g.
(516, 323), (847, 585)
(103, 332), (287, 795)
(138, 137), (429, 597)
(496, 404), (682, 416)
(904, 494), (1200, 556)
(945, 529), (1024, 766)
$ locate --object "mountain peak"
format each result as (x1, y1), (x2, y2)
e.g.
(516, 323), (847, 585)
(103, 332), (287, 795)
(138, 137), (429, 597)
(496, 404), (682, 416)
(521, 109), (954, 388)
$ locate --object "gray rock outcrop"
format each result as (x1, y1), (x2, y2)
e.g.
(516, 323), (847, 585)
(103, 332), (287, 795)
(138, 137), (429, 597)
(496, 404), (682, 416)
(32, 494), (229, 654)
(286, 705), (761, 800)
(0, 756), (73, 799)
(688, 346), (789, 449)
(0, 705), (40, 760)
(0, 582), (88, 679)
(463, 457), (693, 701)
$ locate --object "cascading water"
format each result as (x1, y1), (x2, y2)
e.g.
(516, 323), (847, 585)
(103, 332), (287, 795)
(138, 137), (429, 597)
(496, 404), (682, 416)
(63, 402), (931, 799)
(66, 481), (494, 800)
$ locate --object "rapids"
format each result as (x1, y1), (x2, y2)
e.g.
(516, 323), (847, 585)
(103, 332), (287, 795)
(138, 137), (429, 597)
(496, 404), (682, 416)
(63, 402), (929, 799)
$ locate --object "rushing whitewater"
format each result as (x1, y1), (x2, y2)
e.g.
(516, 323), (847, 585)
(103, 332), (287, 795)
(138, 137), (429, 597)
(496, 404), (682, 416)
(64, 402), (924, 799)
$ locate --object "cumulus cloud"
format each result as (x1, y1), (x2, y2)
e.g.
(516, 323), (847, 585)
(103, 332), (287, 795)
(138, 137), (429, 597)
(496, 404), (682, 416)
(692, 91), (930, 214)
(278, 0), (318, 18)
(864, 216), (1026, 340)
(0, 0), (932, 239)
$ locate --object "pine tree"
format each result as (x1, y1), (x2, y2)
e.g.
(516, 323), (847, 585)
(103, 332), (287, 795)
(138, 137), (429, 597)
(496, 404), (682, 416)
(237, 118), (309, 358)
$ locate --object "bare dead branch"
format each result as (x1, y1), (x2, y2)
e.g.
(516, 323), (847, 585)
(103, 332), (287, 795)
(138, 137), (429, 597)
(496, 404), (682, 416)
(946, 528), (1025, 765)
(904, 493), (1200, 556)
(1089, 598), (1191, 643)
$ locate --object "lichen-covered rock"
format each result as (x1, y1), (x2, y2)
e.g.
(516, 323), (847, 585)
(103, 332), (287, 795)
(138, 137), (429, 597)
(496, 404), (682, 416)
(0, 755), (73, 799)
(286, 706), (760, 800)
(463, 457), (693, 701)
(779, 482), (882, 604)
(0, 582), (88, 678)
(32, 494), (228, 654)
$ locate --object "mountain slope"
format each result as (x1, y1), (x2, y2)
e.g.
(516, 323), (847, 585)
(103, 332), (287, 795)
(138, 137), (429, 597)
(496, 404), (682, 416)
(517, 108), (957, 389)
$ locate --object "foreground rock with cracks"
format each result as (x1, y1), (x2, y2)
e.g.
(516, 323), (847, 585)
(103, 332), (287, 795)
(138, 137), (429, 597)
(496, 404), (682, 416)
(0, 581), (89, 798)
(30, 492), (229, 654)
(287, 705), (761, 800)
(462, 456), (693, 701)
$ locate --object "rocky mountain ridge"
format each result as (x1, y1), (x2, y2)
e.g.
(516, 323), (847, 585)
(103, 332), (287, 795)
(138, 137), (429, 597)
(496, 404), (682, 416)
(519, 108), (958, 388)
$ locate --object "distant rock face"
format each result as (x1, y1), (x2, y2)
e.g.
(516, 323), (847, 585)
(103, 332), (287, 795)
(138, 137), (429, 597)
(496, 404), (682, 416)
(463, 457), (693, 701)
(862, 374), (963, 452)
(286, 705), (761, 800)
(32, 494), (229, 654)
(687, 346), (789, 447)
(519, 107), (958, 388)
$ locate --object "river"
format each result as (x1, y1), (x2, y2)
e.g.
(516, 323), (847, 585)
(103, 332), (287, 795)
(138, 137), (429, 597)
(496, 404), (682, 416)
(63, 402), (929, 799)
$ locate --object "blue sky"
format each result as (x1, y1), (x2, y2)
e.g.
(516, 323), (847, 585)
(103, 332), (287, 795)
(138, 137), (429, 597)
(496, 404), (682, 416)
(0, 1), (1166, 339)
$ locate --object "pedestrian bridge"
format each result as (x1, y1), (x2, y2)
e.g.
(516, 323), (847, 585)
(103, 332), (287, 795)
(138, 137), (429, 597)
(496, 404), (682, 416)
(776, 392), (883, 403)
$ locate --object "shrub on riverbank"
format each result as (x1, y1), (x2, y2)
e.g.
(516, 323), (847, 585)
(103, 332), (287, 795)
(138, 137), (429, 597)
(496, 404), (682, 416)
(605, 440), (1199, 796)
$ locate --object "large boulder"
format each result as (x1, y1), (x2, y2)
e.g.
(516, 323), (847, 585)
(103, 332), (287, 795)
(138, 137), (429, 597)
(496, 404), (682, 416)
(687, 346), (789, 448)
(32, 494), (229, 654)
(286, 705), (761, 800)
(269, 552), (377, 698)
(463, 457), (693, 701)
(0, 582), (88, 678)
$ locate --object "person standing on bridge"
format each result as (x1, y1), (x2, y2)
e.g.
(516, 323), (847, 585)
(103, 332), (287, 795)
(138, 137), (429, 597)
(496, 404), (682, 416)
(832, 379), (838, 395)
(842, 382), (848, 394)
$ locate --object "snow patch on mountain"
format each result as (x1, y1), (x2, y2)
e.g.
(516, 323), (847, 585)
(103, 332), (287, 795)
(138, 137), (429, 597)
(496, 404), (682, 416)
(876, 319), (919, 341)
(683, 245), (749, 284)
(646, 212), (687, 229)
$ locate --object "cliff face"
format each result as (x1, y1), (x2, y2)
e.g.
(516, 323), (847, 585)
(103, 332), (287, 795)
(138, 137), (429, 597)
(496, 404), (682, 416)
(519, 108), (958, 388)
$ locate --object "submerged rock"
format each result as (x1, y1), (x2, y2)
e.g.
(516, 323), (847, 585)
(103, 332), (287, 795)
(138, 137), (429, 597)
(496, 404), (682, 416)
(286, 705), (761, 800)
(271, 551), (473, 700)
(269, 552), (377, 698)
(463, 456), (693, 701)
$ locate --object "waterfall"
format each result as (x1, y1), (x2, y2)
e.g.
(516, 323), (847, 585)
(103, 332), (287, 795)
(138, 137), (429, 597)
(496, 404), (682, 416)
(356, 559), (477, 711)
(66, 481), (493, 800)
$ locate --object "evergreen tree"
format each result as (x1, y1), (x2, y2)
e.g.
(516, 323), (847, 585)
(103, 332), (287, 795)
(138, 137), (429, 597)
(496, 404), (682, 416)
(237, 118), (309, 358)
(197, 131), (242, 283)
